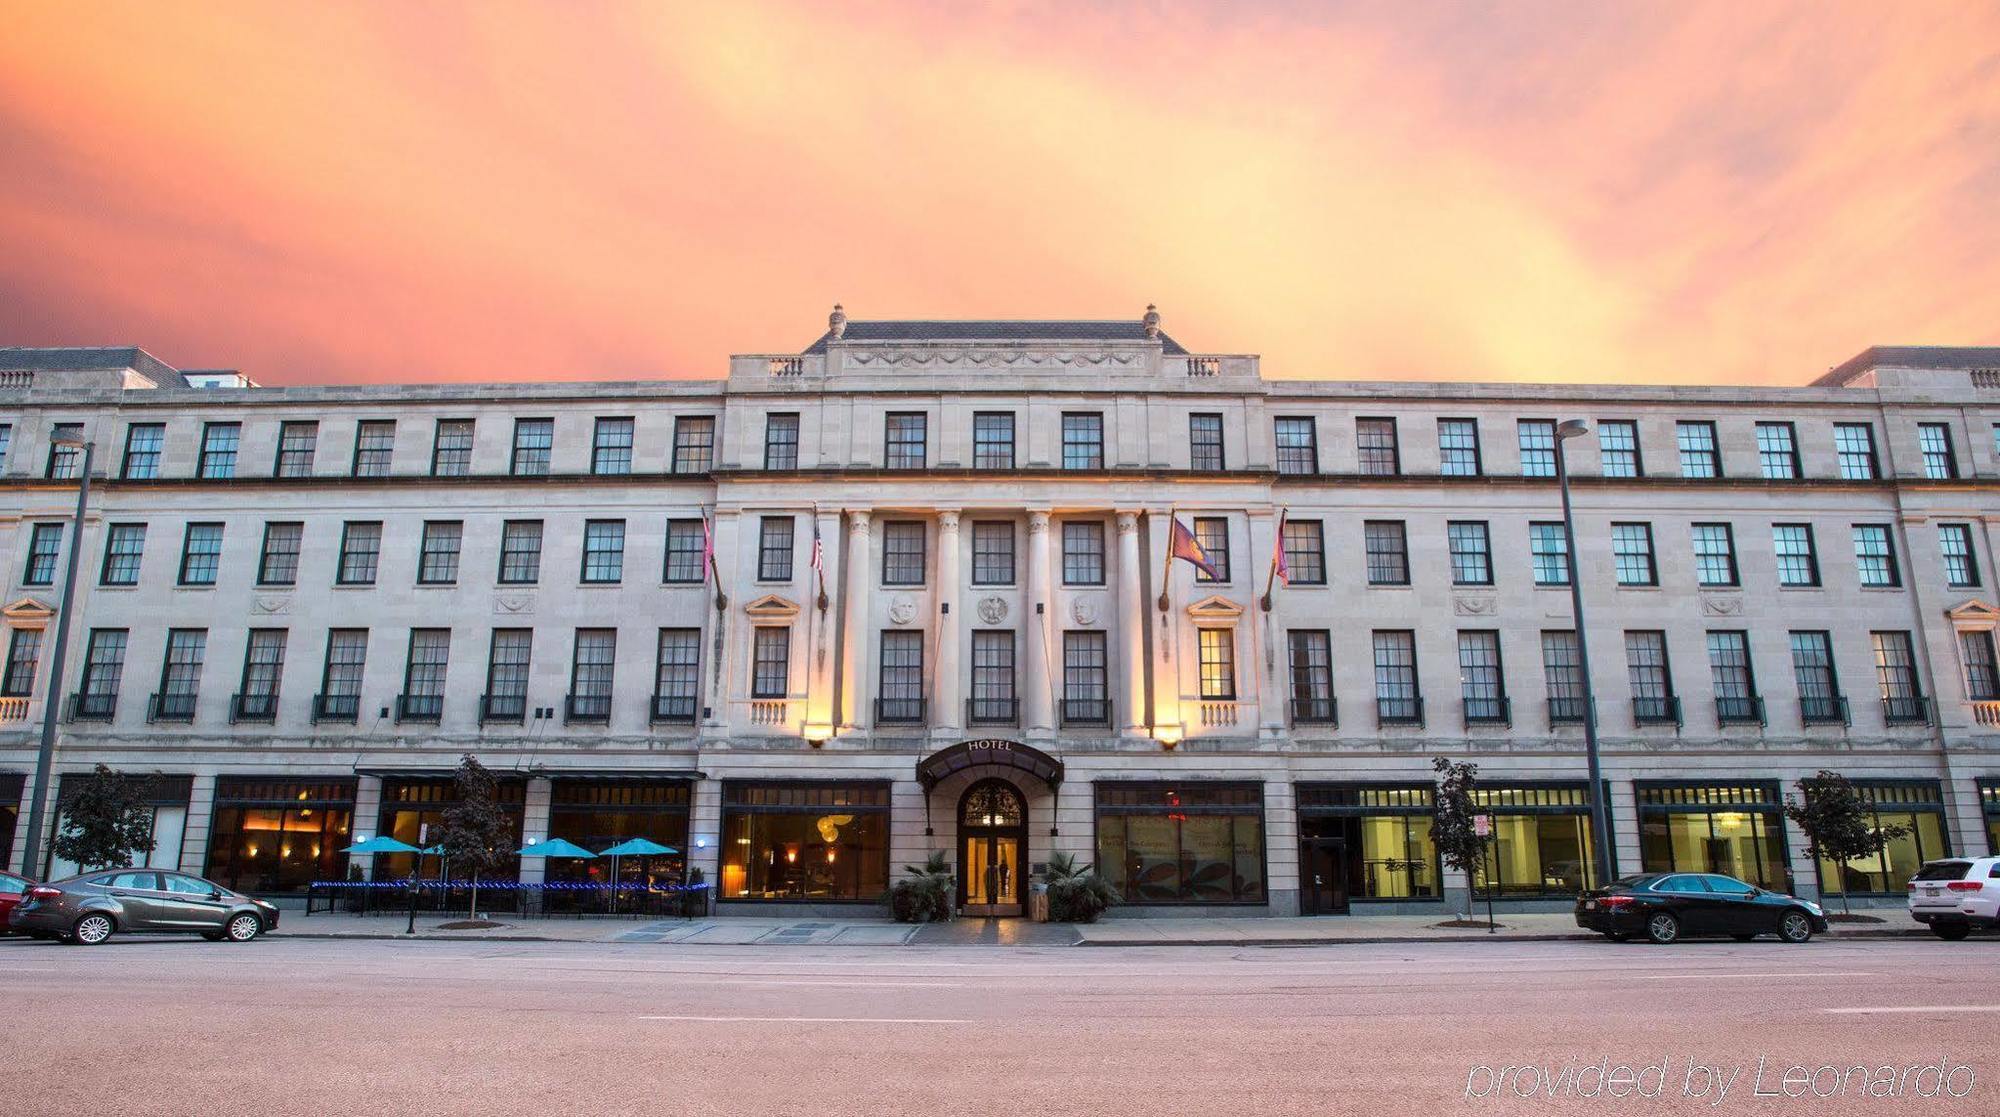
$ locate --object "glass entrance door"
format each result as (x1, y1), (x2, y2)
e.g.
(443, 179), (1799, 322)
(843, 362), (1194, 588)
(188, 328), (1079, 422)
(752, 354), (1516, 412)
(959, 780), (1026, 917)
(1299, 838), (1349, 915)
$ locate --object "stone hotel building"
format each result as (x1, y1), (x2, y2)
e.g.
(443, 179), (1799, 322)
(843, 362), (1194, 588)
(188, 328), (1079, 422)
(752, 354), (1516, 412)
(1, 309), (1996, 916)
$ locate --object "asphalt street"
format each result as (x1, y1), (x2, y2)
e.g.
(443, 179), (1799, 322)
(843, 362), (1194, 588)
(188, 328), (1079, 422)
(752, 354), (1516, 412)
(2, 933), (1992, 1116)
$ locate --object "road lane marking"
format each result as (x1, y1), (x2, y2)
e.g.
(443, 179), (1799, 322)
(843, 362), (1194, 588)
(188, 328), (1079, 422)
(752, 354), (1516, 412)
(1824, 1006), (2000, 1015)
(638, 1015), (973, 1024)
(1636, 971), (1875, 980)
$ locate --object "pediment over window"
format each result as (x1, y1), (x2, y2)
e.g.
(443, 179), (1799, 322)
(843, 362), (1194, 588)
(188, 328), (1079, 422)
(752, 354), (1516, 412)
(1185, 594), (1245, 626)
(1945, 599), (1999, 631)
(743, 594), (801, 619)
(1, 597), (54, 625)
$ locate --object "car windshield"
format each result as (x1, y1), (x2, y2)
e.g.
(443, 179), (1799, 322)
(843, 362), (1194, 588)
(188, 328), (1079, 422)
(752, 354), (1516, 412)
(1912, 861), (1973, 882)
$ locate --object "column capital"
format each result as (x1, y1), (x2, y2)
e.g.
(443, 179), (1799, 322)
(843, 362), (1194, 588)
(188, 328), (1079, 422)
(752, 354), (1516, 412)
(847, 509), (872, 532)
(1115, 510), (1141, 534)
(1027, 508), (1052, 534)
(937, 509), (962, 530)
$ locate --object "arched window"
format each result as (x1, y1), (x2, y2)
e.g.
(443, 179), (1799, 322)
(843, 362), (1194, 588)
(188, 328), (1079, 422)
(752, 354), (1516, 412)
(961, 782), (1023, 829)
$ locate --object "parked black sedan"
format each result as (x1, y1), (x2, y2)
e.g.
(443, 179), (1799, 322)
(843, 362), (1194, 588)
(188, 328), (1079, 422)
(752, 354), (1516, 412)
(1575, 872), (1828, 944)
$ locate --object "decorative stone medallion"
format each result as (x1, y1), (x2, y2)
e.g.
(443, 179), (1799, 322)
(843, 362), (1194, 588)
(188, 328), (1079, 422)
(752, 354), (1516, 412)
(1071, 596), (1102, 626)
(977, 596), (1009, 624)
(889, 596), (919, 625)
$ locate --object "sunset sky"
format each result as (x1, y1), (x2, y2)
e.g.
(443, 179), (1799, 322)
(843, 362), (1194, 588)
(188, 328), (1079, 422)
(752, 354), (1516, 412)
(2, 2), (1995, 387)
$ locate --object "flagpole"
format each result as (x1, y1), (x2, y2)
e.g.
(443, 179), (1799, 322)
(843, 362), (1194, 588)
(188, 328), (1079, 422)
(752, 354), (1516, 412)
(1260, 508), (1286, 612)
(1156, 505), (1173, 612)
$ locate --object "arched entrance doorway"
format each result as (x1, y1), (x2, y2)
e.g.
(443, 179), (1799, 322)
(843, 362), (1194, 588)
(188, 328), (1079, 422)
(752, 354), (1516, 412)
(958, 779), (1027, 917)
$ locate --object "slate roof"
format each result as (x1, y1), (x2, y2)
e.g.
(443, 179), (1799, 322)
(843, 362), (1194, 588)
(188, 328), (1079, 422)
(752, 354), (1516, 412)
(803, 320), (1188, 356)
(0, 346), (188, 386)
(1815, 346), (2000, 386)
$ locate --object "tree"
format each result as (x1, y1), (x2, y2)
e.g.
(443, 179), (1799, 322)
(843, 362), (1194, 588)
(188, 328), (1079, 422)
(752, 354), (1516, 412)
(1784, 770), (1909, 915)
(434, 755), (514, 919)
(52, 763), (158, 872)
(1429, 756), (1486, 919)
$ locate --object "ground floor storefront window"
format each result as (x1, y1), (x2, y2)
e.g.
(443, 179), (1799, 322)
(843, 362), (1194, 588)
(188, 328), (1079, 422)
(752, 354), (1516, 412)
(0, 773), (19, 872)
(1096, 782), (1266, 904)
(1981, 780), (2000, 856)
(204, 777), (354, 894)
(1295, 784), (1438, 905)
(48, 773), (192, 878)
(1468, 783), (1603, 897)
(1814, 779), (1949, 896)
(376, 777), (525, 889)
(719, 782), (889, 902)
(1636, 782), (1790, 891)
(544, 779), (690, 911)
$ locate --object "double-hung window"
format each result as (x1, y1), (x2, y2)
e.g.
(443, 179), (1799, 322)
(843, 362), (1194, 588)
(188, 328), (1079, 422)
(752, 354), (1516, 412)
(1918, 423), (1957, 479)
(1193, 517), (1229, 582)
(1625, 631), (1676, 723)
(1597, 420), (1641, 477)
(877, 631), (924, 721)
(970, 630), (1017, 723)
(763, 413), (799, 470)
(1690, 523), (1738, 587)
(154, 629), (205, 721)
(23, 523), (62, 586)
(352, 420), (394, 477)
(336, 522), (382, 585)
(46, 423), (84, 479)
(654, 628), (700, 721)
(3, 628), (43, 698)
(235, 629), (285, 721)
(399, 629), (450, 721)
(1287, 630), (1334, 722)
(758, 516), (795, 581)
(1281, 519), (1325, 585)
(1062, 521), (1106, 585)
(199, 422), (241, 479)
(1517, 420), (1556, 478)
(1438, 418), (1481, 476)
(663, 520), (705, 583)
(121, 423), (164, 479)
(972, 412), (1014, 469)
(258, 522), (302, 586)
(1541, 631), (1585, 722)
(1061, 413), (1104, 470)
(1355, 418), (1397, 475)
(1706, 631), (1761, 724)
(1962, 631), (2000, 701)
(1939, 524), (1979, 588)
(1789, 631), (1843, 724)
(1189, 413), (1224, 470)
(1275, 417), (1319, 475)
(1529, 522), (1569, 586)
(971, 521), (1014, 585)
(751, 627), (791, 699)
(316, 630), (367, 722)
(1197, 628), (1236, 700)
(1755, 422), (1799, 479)
(881, 522), (925, 586)
(417, 521), (462, 584)
(77, 629), (127, 718)
(1834, 424), (1878, 480)
(1457, 631), (1506, 723)
(483, 630), (532, 721)
(1062, 632), (1109, 724)
(277, 421), (319, 477)
(1363, 521), (1408, 585)
(1676, 421), (1720, 478)
(671, 416), (715, 473)
(581, 519), (626, 584)
(1372, 631), (1420, 723)
(511, 418), (554, 476)
(1870, 631), (1926, 723)
(430, 419), (473, 476)
(1852, 524), (1899, 587)
(498, 520), (543, 584)
(884, 413), (927, 470)
(178, 523), (223, 586)
(1772, 524), (1819, 587)
(567, 629), (616, 721)
(1611, 523), (1657, 586)
(1446, 521), (1491, 585)
(100, 524), (145, 586)
(591, 417), (634, 475)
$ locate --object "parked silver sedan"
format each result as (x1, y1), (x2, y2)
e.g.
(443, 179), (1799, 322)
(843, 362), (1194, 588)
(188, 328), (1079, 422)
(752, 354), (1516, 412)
(8, 869), (279, 945)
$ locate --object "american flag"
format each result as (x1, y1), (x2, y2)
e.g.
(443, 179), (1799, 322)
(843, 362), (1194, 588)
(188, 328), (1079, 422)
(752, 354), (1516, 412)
(810, 518), (828, 608)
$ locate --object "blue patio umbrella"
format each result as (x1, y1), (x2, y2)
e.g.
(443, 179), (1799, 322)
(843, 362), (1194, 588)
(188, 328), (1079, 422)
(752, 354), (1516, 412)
(343, 836), (419, 854)
(517, 838), (599, 859)
(597, 838), (680, 913)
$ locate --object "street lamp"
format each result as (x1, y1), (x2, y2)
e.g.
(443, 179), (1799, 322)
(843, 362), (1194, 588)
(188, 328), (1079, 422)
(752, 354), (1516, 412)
(1554, 420), (1613, 891)
(18, 438), (95, 878)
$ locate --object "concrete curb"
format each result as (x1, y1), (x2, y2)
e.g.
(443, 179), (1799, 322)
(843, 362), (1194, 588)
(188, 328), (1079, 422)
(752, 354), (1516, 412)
(268, 926), (1930, 947)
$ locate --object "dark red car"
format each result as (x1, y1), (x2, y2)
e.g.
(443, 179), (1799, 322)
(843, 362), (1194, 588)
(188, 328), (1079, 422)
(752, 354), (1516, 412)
(0, 871), (34, 930)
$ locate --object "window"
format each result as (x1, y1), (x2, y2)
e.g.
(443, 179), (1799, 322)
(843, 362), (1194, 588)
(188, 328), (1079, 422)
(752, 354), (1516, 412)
(971, 521), (1014, 585)
(1611, 523), (1656, 586)
(653, 628), (700, 720)
(246, 522), (302, 588)
(591, 417), (634, 475)
(972, 412), (1014, 469)
(1094, 783), (1265, 904)
(430, 419), (473, 476)
(498, 520), (543, 585)
(663, 519), (705, 583)
(1626, 631), (1676, 723)
(198, 422), (241, 479)
(0, 423), (11, 472)
(46, 423), (83, 479)
(1197, 628), (1236, 700)
(1517, 420), (1556, 478)
(751, 626), (791, 699)
(336, 522), (382, 585)
(1852, 524), (1899, 587)
(352, 420), (395, 477)
(757, 516), (794, 581)
(1755, 422), (1799, 479)
(76, 629), (127, 718)
(719, 781), (890, 902)
(317, 630), (367, 722)
(399, 629), (450, 721)
(23, 523), (63, 586)
(581, 519), (626, 583)
(235, 629), (286, 720)
(98, 523), (145, 586)
(1872, 631), (1926, 722)
(1192, 517), (1229, 582)
(1458, 631), (1507, 723)
(121, 423), (163, 479)
(1541, 631), (1585, 722)
(884, 413), (926, 470)
(1363, 521), (1409, 585)
(1940, 524), (1979, 588)
(877, 630), (923, 721)
(178, 523), (223, 586)
(482, 630), (532, 721)
(1372, 630), (1420, 722)
(1706, 630), (1760, 724)
(1789, 631), (1843, 724)
(203, 778), (355, 895)
(1062, 631), (1109, 724)
(1597, 420), (1641, 477)
(154, 629), (205, 720)
(1281, 519), (1326, 585)
(511, 418), (553, 476)
(1295, 784), (1439, 900)
(1468, 784), (1603, 895)
(1811, 780), (1951, 895)
(2, 628), (41, 697)
(1918, 423), (1957, 479)
(1062, 521), (1106, 585)
(277, 421), (320, 477)
(1689, 523), (1738, 587)
(1354, 417), (1397, 475)
(1961, 631), (2000, 701)
(1637, 783), (1790, 891)
(1446, 521), (1491, 585)
(970, 630), (1016, 722)
(1438, 419), (1481, 476)
(881, 521), (925, 586)
(1189, 413), (1224, 470)
(671, 416), (715, 473)
(1529, 522), (1569, 586)
(417, 521), (462, 585)
(1275, 417), (1320, 475)
(1061, 412), (1104, 470)
(1834, 423), (1878, 480)
(1287, 630), (1334, 722)
(567, 629), (616, 720)
(763, 413), (799, 470)
(1772, 524), (1819, 587)
(1675, 421), (1720, 478)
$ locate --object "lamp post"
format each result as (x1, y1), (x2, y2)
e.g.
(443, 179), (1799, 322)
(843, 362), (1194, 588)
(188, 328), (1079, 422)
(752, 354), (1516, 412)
(18, 438), (95, 878)
(1554, 420), (1613, 891)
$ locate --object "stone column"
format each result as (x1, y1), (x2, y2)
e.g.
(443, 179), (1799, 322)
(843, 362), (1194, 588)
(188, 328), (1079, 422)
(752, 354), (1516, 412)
(841, 510), (874, 729)
(934, 510), (963, 733)
(1247, 508), (1283, 736)
(1115, 509), (1148, 736)
(805, 507), (844, 731)
(1022, 510), (1056, 732)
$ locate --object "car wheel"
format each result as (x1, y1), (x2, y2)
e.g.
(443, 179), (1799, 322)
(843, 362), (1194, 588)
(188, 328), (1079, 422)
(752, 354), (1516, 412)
(1645, 912), (1680, 944)
(1731, 933), (1757, 942)
(71, 913), (115, 946)
(223, 913), (262, 942)
(1777, 910), (1814, 943)
(1931, 922), (1971, 941)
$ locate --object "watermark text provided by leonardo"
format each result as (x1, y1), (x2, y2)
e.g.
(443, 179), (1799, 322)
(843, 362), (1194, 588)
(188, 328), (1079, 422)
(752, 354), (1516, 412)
(1463, 1055), (1975, 1105)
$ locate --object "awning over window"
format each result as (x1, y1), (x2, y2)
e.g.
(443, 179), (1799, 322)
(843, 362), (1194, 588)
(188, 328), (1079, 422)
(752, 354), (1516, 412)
(916, 739), (1062, 792)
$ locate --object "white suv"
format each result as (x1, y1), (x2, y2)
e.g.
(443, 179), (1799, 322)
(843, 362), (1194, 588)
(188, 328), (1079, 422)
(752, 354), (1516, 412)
(1907, 856), (2000, 940)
